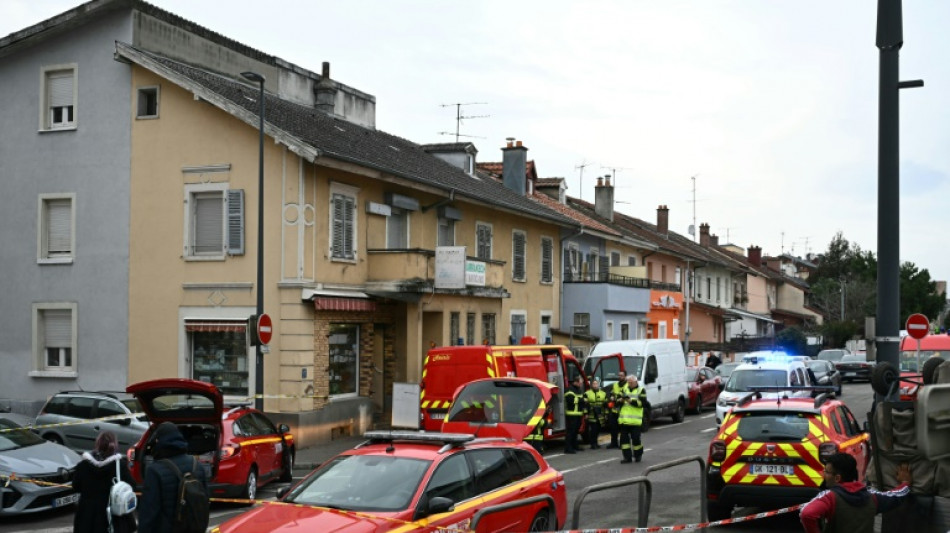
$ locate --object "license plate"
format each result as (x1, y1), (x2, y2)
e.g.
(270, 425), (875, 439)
(845, 372), (856, 377)
(52, 493), (79, 507)
(430, 413), (445, 420)
(749, 464), (794, 476)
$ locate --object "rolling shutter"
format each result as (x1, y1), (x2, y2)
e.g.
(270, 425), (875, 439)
(46, 199), (72, 255)
(194, 193), (224, 254)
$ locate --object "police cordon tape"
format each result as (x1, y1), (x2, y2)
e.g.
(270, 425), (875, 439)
(0, 412), (148, 434)
(0, 472), (805, 532)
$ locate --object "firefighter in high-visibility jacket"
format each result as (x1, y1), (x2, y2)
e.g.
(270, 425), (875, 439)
(606, 370), (627, 449)
(584, 379), (607, 449)
(563, 375), (586, 454)
(618, 374), (647, 463)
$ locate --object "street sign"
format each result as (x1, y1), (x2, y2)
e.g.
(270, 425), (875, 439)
(905, 313), (929, 340)
(257, 313), (273, 345)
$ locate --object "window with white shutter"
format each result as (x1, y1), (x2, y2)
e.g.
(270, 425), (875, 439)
(540, 237), (553, 283)
(38, 194), (75, 262)
(32, 303), (77, 375)
(227, 189), (245, 255)
(41, 65), (77, 130)
(512, 230), (526, 282)
(476, 223), (492, 260)
(184, 183), (230, 260)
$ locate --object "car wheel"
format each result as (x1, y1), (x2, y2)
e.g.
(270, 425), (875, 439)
(279, 448), (295, 482)
(871, 362), (899, 396)
(242, 467), (258, 504)
(707, 500), (732, 522)
(835, 380), (843, 396)
(43, 433), (64, 445)
(672, 398), (686, 423)
(922, 356), (945, 385)
(528, 508), (553, 532)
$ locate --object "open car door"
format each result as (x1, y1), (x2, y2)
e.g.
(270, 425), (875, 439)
(589, 352), (626, 388)
(441, 378), (555, 441)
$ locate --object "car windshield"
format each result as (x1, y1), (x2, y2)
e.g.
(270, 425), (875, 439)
(121, 399), (149, 422)
(840, 354), (867, 363)
(735, 412), (813, 442)
(686, 369), (699, 381)
(286, 455), (431, 511)
(725, 369), (787, 392)
(585, 356), (644, 386)
(446, 380), (544, 424)
(805, 361), (830, 374)
(0, 418), (47, 451)
(715, 363), (741, 379)
(899, 350), (945, 372)
(817, 350), (846, 362)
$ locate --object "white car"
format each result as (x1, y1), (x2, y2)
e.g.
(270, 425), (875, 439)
(715, 358), (814, 425)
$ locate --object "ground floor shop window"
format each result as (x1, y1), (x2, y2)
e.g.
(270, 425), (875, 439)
(329, 324), (359, 396)
(188, 321), (249, 397)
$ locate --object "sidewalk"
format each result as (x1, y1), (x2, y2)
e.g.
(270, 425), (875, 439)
(292, 434), (367, 473)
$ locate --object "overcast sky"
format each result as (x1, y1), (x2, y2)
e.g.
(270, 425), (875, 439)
(5, 1), (949, 285)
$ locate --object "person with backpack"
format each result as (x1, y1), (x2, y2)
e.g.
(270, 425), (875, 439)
(139, 422), (210, 533)
(73, 430), (138, 533)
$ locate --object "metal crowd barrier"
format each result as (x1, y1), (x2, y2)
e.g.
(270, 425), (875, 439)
(639, 455), (708, 532)
(570, 475), (653, 529)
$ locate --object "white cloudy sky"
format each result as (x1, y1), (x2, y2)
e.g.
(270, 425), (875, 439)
(5, 1), (949, 283)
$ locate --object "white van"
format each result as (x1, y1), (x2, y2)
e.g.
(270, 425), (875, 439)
(583, 339), (688, 430)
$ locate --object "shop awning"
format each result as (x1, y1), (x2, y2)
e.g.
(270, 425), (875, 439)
(301, 288), (376, 312)
(184, 320), (247, 333)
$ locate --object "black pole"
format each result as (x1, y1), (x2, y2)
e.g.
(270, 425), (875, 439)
(242, 71), (266, 411)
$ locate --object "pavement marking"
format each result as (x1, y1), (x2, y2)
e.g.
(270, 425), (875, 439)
(560, 457), (617, 474)
(701, 427), (718, 433)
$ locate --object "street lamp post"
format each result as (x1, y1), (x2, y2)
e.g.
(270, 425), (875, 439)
(241, 71), (265, 411)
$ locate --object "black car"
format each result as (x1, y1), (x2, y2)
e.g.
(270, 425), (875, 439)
(835, 353), (874, 382)
(805, 359), (843, 395)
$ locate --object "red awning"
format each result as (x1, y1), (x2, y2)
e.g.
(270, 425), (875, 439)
(185, 320), (246, 333)
(313, 297), (376, 312)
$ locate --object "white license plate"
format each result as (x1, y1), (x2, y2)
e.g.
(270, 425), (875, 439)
(845, 372), (856, 377)
(749, 464), (794, 476)
(429, 413), (446, 420)
(52, 493), (79, 507)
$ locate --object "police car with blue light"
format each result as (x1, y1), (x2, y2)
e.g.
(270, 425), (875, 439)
(715, 351), (816, 425)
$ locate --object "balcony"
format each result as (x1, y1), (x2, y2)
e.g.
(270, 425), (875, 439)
(365, 249), (507, 298)
(563, 268), (681, 292)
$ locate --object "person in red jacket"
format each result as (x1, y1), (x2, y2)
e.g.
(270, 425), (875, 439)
(800, 452), (912, 533)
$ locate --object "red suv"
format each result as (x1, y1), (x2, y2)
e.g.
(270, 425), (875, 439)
(213, 431), (567, 533)
(125, 379), (294, 501)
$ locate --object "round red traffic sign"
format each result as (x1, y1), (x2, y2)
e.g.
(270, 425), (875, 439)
(257, 313), (273, 345)
(905, 313), (929, 340)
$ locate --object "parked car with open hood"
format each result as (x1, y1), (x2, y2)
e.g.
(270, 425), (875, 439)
(125, 378), (293, 500)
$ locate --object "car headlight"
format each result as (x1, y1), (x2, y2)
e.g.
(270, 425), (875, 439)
(717, 397), (729, 407)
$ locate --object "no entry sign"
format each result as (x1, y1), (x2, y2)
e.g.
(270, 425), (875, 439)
(905, 313), (929, 340)
(257, 313), (273, 345)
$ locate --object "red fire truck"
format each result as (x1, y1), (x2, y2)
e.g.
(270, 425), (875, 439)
(419, 338), (587, 442)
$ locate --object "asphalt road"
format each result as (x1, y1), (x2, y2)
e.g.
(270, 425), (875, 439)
(0, 381), (876, 533)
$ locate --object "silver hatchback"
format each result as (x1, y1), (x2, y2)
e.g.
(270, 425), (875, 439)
(33, 391), (148, 453)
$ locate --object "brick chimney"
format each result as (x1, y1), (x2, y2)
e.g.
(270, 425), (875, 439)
(594, 175), (615, 222)
(747, 245), (762, 267)
(502, 138), (528, 195)
(699, 223), (711, 247)
(315, 62), (337, 114)
(711, 234), (719, 247)
(657, 205), (669, 235)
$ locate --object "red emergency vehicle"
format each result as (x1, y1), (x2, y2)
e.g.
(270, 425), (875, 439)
(419, 339), (587, 443)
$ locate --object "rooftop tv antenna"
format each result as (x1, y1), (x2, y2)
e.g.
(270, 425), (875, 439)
(439, 102), (490, 143)
(688, 175), (699, 241)
(575, 160), (592, 201)
(600, 165), (633, 186)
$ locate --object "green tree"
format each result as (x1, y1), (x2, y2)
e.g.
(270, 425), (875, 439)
(900, 262), (946, 325)
(776, 326), (807, 355)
